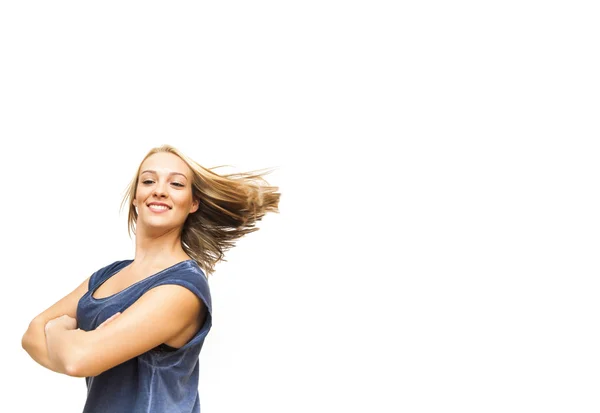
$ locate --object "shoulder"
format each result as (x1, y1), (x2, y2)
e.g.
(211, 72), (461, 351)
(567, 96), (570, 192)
(95, 259), (132, 274)
(185, 260), (209, 285)
(162, 259), (209, 285)
(150, 260), (212, 311)
(90, 259), (132, 285)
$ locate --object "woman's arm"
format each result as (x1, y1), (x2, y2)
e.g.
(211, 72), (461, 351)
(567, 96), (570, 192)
(22, 274), (92, 373)
(44, 319), (84, 376)
(67, 285), (203, 378)
(21, 319), (65, 374)
(22, 313), (120, 376)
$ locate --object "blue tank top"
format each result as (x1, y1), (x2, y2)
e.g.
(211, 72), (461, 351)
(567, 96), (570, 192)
(76, 259), (213, 413)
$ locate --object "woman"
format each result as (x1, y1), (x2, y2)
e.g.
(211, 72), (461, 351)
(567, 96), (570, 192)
(21, 144), (280, 413)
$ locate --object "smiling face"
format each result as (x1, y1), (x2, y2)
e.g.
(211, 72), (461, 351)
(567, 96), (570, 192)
(132, 152), (199, 233)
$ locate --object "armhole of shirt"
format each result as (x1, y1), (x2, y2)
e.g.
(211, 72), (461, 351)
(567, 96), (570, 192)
(147, 277), (213, 351)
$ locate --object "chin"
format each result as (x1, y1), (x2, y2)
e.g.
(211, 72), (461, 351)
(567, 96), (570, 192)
(140, 217), (184, 230)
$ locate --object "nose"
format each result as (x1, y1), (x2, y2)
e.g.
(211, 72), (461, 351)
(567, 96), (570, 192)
(152, 181), (169, 198)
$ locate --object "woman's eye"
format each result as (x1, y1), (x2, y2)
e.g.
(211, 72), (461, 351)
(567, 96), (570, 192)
(140, 179), (184, 187)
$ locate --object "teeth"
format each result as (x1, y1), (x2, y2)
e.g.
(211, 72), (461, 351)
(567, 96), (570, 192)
(149, 204), (169, 210)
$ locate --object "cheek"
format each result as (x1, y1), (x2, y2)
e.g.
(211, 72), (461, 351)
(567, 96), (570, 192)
(135, 185), (150, 197)
(175, 195), (192, 208)
(134, 188), (150, 206)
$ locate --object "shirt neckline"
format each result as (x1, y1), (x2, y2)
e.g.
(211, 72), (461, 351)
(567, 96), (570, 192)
(90, 259), (194, 302)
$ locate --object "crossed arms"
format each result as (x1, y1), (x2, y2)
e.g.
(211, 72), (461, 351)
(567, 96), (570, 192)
(23, 283), (206, 377)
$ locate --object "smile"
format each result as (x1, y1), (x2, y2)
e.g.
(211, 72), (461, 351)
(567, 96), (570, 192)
(147, 204), (171, 212)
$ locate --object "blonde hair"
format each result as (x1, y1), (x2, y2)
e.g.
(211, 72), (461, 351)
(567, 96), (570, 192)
(120, 144), (281, 277)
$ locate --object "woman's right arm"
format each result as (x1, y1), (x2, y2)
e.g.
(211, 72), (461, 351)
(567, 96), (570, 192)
(21, 275), (92, 374)
(21, 319), (64, 373)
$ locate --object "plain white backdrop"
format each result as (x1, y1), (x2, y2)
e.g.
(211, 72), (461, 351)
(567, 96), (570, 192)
(2, 1), (600, 412)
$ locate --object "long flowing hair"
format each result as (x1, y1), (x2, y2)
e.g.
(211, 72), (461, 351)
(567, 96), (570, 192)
(120, 144), (281, 277)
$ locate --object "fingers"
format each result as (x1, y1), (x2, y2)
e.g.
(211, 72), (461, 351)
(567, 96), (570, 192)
(44, 320), (54, 333)
(97, 314), (118, 329)
(97, 312), (121, 329)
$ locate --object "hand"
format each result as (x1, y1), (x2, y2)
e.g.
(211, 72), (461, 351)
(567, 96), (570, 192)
(96, 312), (121, 330)
(45, 314), (77, 333)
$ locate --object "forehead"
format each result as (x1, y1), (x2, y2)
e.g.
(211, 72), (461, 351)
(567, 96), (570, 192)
(140, 152), (192, 177)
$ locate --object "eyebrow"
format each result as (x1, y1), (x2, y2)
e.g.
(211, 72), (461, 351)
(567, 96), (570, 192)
(140, 170), (188, 179)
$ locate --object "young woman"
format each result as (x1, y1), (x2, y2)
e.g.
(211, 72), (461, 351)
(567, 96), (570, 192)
(21, 144), (280, 413)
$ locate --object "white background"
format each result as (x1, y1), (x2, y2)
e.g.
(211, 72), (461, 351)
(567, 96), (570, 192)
(2, 1), (599, 412)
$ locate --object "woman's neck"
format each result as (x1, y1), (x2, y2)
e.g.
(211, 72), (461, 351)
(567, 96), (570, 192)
(133, 225), (190, 265)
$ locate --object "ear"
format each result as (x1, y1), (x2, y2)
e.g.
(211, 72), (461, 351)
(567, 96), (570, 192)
(190, 198), (199, 214)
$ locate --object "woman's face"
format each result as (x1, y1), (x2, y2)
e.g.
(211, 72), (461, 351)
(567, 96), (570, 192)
(133, 152), (199, 232)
